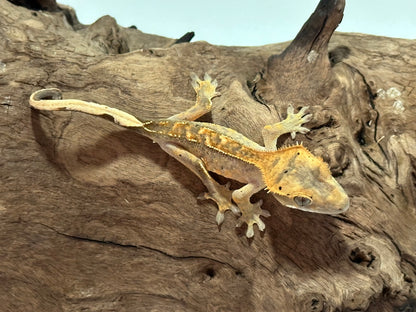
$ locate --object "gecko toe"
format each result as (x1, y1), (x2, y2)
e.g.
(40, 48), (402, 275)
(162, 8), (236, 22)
(216, 211), (225, 225)
(204, 73), (212, 82)
(230, 204), (241, 215)
(291, 131), (297, 139)
(255, 217), (266, 232)
(246, 224), (254, 238)
(261, 209), (271, 217)
(302, 113), (313, 123)
(197, 192), (208, 201)
(190, 72), (201, 89)
(298, 106), (309, 115)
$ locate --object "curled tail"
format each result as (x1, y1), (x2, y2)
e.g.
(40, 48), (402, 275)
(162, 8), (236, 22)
(29, 88), (143, 128)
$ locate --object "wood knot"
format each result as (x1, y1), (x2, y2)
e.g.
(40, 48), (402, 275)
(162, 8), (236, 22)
(298, 292), (328, 312)
(315, 142), (349, 177)
(349, 246), (379, 271)
(329, 46), (351, 66)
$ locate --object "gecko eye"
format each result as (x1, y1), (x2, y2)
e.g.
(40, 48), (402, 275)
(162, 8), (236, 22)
(294, 196), (312, 207)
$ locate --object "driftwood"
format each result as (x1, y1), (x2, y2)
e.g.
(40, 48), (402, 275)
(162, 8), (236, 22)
(1, 0), (415, 310)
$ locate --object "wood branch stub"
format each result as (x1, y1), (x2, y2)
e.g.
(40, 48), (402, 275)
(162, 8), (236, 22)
(253, 0), (345, 109)
(174, 31), (195, 45)
(284, 0), (345, 58)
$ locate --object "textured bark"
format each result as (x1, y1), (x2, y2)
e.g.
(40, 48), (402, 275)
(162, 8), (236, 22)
(1, 0), (415, 311)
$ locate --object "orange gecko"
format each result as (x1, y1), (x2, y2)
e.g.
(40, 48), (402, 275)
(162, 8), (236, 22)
(30, 74), (349, 237)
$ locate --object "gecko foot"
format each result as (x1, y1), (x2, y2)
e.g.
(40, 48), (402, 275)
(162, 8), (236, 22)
(285, 104), (312, 139)
(236, 200), (271, 238)
(198, 182), (240, 225)
(190, 73), (221, 100)
(263, 104), (312, 142)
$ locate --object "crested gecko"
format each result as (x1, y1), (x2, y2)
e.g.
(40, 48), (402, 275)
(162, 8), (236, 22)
(29, 74), (349, 237)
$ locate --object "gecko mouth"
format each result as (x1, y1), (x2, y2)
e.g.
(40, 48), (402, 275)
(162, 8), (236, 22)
(285, 202), (349, 214)
(273, 193), (350, 215)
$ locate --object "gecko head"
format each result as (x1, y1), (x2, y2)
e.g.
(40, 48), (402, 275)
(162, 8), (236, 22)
(262, 146), (349, 215)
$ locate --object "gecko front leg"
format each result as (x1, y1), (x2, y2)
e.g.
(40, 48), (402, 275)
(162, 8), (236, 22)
(159, 143), (239, 225)
(232, 183), (271, 238)
(262, 104), (312, 151)
(168, 73), (220, 122)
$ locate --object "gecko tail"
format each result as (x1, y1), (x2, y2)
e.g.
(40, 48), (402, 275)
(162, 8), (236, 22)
(29, 88), (143, 128)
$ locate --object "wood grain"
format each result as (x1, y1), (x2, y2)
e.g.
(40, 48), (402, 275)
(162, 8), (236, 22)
(1, 0), (415, 310)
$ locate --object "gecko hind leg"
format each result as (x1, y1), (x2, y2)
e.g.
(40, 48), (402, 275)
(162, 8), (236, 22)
(262, 104), (312, 151)
(232, 183), (271, 238)
(159, 143), (239, 226)
(168, 73), (220, 121)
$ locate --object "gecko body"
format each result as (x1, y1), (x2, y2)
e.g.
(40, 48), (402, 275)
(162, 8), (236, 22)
(30, 74), (349, 237)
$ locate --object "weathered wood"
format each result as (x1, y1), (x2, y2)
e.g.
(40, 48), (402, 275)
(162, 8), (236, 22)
(1, 0), (415, 311)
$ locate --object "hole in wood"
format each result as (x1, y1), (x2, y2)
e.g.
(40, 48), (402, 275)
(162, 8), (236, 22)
(205, 267), (215, 278)
(349, 247), (376, 268)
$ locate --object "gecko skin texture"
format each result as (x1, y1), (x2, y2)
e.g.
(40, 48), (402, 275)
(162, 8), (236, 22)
(29, 74), (349, 238)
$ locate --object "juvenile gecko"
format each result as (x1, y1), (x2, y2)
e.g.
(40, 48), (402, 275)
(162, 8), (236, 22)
(29, 74), (349, 237)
